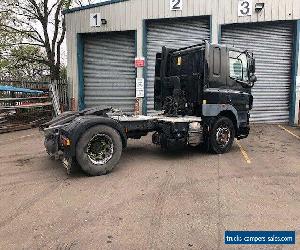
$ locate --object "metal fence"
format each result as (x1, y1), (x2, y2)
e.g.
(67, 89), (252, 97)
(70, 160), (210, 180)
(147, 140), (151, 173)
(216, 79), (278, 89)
(48, 79), (69, 112)
(0, 78), (69, 110)
(0, 78), (70, 132)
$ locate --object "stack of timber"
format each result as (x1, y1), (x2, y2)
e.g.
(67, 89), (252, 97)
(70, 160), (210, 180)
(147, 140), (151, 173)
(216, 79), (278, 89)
(0, 85), (52, 133)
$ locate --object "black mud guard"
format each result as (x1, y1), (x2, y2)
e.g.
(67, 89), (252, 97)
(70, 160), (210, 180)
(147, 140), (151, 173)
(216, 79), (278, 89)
(62, 116), (127, 157)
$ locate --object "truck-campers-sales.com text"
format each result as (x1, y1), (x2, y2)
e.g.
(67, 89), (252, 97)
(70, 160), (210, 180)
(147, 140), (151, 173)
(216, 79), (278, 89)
(225, 235), (294, 244)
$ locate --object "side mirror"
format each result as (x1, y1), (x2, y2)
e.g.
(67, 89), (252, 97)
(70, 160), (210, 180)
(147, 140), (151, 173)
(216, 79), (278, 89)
(249, 58), (255, 73)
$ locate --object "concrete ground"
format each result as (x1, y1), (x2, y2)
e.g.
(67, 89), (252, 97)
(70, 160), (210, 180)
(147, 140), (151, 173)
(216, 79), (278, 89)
(0, 124), (299, 250)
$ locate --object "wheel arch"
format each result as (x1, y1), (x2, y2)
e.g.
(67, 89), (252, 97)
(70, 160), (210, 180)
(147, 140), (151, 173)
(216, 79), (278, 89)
(66, 117), (127, 157)
(202, 104), (239, 132)
(218, 110), (238, 134)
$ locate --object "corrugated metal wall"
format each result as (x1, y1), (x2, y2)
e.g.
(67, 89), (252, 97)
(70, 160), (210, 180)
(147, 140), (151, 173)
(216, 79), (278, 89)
(83, 31), (136, 113)
(65, 0), (300, 118)
(222, 22), (293, 123)
(146, 17), (210, 113)
(66, 0), (300, 33)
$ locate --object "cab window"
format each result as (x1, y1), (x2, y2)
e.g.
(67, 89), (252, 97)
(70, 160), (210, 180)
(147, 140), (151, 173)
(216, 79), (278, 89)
(229, 51), (248, 82)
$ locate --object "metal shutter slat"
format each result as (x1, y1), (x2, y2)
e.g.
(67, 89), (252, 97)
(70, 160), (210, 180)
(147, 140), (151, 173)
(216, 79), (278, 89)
(222, 22), (293, 123)
(84, 32), (136, 113)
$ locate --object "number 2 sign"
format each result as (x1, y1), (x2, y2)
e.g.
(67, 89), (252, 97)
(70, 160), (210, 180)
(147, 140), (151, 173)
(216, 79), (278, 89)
(90, 13), (101, 27)
(170, 0), (183, 11)
(238, 0), (252, 16)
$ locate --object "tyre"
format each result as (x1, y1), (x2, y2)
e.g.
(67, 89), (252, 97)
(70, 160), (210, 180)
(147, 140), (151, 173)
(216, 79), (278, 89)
(76, 125), (123, 176)
(210, 116), (235, 154)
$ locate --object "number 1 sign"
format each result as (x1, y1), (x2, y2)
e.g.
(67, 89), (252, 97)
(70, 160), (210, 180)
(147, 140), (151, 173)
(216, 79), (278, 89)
(90, 13), (101, 27)
(170, 0), (183, 11)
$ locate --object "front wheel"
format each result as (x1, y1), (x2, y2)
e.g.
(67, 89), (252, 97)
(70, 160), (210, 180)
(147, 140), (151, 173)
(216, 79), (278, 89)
(76, 125), (123, 176)
(209, 117), (235, 154)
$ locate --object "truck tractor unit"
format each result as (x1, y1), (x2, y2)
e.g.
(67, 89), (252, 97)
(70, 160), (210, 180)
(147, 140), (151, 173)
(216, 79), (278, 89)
(42, 41), (256, 176)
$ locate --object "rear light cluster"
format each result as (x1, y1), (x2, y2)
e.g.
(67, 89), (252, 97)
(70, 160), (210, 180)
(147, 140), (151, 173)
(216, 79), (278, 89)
(60, 135), (71, 147)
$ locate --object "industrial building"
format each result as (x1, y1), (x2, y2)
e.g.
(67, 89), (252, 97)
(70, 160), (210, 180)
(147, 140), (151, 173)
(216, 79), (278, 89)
(64, 0), (300, 124)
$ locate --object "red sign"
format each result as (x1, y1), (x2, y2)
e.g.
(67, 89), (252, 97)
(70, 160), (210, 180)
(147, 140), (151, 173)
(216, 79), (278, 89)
(135, 57), (145, 68)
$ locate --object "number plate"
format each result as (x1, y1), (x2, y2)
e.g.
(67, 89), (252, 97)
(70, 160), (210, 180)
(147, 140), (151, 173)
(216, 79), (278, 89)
(238, 0), (252, 16)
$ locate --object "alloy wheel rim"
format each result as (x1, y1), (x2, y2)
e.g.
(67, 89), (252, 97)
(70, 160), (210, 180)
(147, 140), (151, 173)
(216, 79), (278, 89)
(86, 134), (114, 165)
(216, 125), (231, 147)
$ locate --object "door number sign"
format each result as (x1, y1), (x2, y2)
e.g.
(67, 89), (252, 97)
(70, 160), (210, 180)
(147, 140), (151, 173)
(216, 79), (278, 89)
(90, 13), (101, 27)
(170, 0), (183, 11)
(238, 0), (252, 16)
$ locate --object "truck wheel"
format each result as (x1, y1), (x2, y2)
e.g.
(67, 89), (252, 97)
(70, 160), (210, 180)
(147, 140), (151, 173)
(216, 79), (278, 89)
(210, 117), (235, 154)
(76, 125), (123, 176)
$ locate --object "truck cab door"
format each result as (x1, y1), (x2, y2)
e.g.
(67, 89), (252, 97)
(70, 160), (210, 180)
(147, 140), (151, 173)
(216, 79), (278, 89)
(207, 44), (227, 89)
(206, 44), (233, 105)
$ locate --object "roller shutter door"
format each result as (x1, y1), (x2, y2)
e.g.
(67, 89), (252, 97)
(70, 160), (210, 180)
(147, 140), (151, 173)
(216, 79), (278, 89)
(222, 22), (293, 123)
(84, 32), (136, 113)
(146, 17), (210, 113)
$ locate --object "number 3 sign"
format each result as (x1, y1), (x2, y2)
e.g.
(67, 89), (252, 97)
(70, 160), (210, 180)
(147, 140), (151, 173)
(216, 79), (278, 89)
(170, 0), (183, 11)
(238, 0), (252, 16)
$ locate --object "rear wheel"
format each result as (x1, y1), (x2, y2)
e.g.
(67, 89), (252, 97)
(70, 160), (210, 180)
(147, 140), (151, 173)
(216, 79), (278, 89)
(210, 117), (235, 154)
(76, 125), (123, 176)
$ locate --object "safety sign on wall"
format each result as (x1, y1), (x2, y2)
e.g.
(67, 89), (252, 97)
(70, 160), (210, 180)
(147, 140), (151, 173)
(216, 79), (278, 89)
(136, 78), (144, 98)
(135, 57), (145, 68)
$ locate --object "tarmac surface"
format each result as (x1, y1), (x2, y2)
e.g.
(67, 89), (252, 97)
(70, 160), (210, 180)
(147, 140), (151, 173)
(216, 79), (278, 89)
(0, 124), (299, 249)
